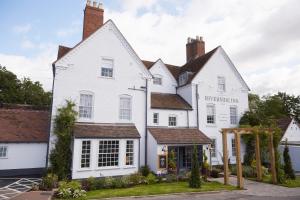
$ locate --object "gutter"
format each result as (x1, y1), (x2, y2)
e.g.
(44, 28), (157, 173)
(45, 63), (56, 169)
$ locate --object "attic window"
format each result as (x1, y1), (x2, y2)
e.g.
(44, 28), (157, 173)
(179, 72), (188, 86)
(153, 75), (162, 85)
(101, 58), (113, 78)
(218, 76), (226, 92)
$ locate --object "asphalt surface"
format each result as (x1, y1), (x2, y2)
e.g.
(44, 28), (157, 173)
(0, 179), (19, 188)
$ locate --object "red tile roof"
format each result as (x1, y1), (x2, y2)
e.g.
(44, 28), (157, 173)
(151, 93), (192, 110)
(73, 123), (141, 139)
(57, 45), (72, 59)
(0, 106), (50, 143)
(142, 60), (181, 80)
(148, 127), (211, 144)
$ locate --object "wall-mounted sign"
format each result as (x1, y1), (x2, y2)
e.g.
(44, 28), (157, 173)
(205, 96), (239, 103)
(158, 155), (167, 169)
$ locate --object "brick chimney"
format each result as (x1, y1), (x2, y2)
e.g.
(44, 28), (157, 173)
(82, 0), (104, 40)
(186, 36), (205, 62)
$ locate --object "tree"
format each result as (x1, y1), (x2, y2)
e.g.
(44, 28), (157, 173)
(283, 141), (296, 180)
(189, 145), (201, 188)
(49, 101), (77, 180)
(168, 149), (177, 174)
(0, 64), (51, 106)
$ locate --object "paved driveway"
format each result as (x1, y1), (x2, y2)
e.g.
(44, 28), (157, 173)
(109, 177), (300, 200)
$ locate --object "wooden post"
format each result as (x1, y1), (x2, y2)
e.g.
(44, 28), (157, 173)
(222, 130), (229, 185)
(235, 132), (243, 189)
(255, 133), (262, 181)
(268, 133), (277, 184)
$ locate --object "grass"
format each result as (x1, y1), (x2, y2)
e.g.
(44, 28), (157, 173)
(249, 175), (300, 188)
(86, 181), (236, 199)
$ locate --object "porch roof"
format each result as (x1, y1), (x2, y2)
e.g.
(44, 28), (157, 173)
(73, 123), (141, 139)
(148, 127), (211, 145)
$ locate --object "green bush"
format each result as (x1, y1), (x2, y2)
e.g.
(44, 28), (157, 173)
(81, 177), (96, 191)
(189, 145), (201, 188)
(103, 177), (114, 188)
(140, 165), (151, 177)
(145, 173), (157, 184)
(57, 181), (86, 199)
(95, 178), (106, 189)
(39, 173), (58, 191)
(166, 174), (177, 183)
(129, 172), (144, 185)
(283, 143), (296, 180)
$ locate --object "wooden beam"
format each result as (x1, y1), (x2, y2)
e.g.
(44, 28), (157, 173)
(222, 130), (229, 185)
(255, 133), (262, 181)
(268, 133), (277, 184)
(235, 132), (243, 189)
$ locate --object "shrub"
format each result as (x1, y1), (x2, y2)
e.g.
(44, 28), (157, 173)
(242, 165), (256, 178)
(283, 142), (296, 180)
(129, 172), (144, 185)
(202, 150), (209, 181)
(95, 178), (106, 189)
(57, 181), (86, 199)
(140, 165), (151, 177)
(145, 173), (157, 184)
(168, 150), (177, 173)
(210, 168), (221, 178)
(103, 177), (114, 188)
(39, 173), (58, 191)
(81, 177), (96, 191)
(189, 145), (201, 188)
(166, 174), (177, 183)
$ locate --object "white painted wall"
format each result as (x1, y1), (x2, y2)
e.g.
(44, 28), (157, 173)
(148, 109), (190, 127)
(191, 47), (249, 165)
(281, 119), (300, 142)
(50, 21), (150, 171)
(149, 60), (177, 94)
(72, 138), (139, 179)
(0, 143), (47, 170)
(279, 145), (300, 172)
(147, 132), (158, 173)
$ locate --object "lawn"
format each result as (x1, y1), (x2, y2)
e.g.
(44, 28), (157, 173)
(86, 181), (236, 199)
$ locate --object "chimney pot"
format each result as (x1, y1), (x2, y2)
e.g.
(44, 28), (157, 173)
(200, 36), (203, 41)
(83, 1), (104, 40)
(87, 0), (91, 5)
(186, 36), (205, 62)
(98, 3), (103, 9)
(93, 1), (97, 7)
(196, 36), (200, 41)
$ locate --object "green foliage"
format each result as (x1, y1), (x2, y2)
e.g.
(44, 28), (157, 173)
(0, 65), (51, 106)
(283, 142), (296, 180)
(57, 181), (86, 199)
(140, 165), (151, 177)
(39, 173), (58, 191)
(129, 172), (144, 185)
(145, 173), (157, 184)
(168, 150), (177, 172)
(189, 145), (201, 188)
(165, 174), (177, 183)
(202, 150), (209, 181)
(81, 177), (97, 191)
(49, 101), (77, 180)
(210, 168), (221, 178)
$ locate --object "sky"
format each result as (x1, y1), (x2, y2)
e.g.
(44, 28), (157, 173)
(0, 0), (300, 95)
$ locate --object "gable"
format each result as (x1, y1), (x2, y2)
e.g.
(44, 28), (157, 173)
(54, 20), (151, 79)
(150, 59), (178, 84)
(191, 47), (250, 91)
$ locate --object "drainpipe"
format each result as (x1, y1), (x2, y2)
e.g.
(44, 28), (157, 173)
(45, 64), (56, 169)
(145, 79), (148, 166)
(186, 110), (189, 128)
(196, 84), (200, 129)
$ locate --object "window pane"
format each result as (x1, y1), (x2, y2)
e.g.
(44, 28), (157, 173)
(168, 116), (177, 126)
(119, 96), (131, 120)
(98, 140), (119, 167)
(230, 107), (238, 125)
(232, 138), (236, 156)
(211, 139), (216, 157)
(218, 77), (225, 91)
(153, 77), (162, 85)
(101, 59), (113, 77)
(207, 105), (216, 124)
(126, 140), (134, 165)
(79, 94), (93, 119)
(81, 141), (91, 168)
(153, 113), (159, 124)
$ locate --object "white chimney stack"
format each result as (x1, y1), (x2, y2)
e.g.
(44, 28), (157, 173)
(93, 1), (97, 7)
(98, 3), (103, 9)
(87, 0), (91, 6)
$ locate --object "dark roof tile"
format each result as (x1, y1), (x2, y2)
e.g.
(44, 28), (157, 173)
(151, 93), (192, 110)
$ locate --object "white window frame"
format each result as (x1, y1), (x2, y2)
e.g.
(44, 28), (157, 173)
(230, 106), (238, 125)
(231, 138), (236, 157)
(98, 140), (120, 168)
(218, 76), (226, 92)
(210, 139), (217, 158)
(125, 140), (134, 166)
(79, 91), (94, 120)
(80, 140), (91, 169)
(101, 58), (114, 78)
(153, 75), (163, 85)
(207, 104), (216, 124)
(119, 95), (132, 121)
(168, 115), (177, 127)
(0, 146), (8, 159)
(153, 113), (159, 125)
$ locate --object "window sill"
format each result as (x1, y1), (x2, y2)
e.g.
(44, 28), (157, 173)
(95, 166), (120, 170)
(206, 124), (217, 128)
(0, 157), (8, 159)
(123, 166), (136, 169)
(77, 168), (93, 172)
(98, 76), (114, 80)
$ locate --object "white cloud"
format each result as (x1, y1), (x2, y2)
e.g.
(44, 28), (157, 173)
(12, 24), (32, 34)
(21, 40), (36, 49)
(0, 44), (56, 91)
(56, 20), (81, 38)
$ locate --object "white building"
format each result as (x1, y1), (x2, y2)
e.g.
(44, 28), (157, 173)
(278, 117), (300, 172)
(49, 1), (249, 179)
(0, 105), (49, 177)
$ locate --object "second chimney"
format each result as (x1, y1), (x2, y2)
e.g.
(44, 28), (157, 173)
(186, 36), (205, 62)
(82, 1), (104, 40)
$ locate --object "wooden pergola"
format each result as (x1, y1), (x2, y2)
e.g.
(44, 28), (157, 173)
(221, 128), (277, 189)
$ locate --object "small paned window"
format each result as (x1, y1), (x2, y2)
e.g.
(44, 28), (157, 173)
(169, 115), (177, 126)
(153, 76), (162, 85)
(153, 113), (159, 125)
(218, 76), (226, 92)
(79, 93), (93, 119)
(207, 104), (216, 124)
(81, 141), (91, 168)
(0, 146), (8, 158)
(126, 140), (134, 166)
(230, 106), (238, 125)
(101, 59), (113, 77)
(211, 139), (216, 158)
(231, 138), (236, 157)
(98, 140), (119, 167)
(119, 96), (132, 120)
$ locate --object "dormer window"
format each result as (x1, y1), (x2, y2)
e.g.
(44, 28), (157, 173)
(218, 76), (226, 92)
(179, 72), (192, 86)
(101, 58), (113, 78)
(153, 75), (162, 85)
